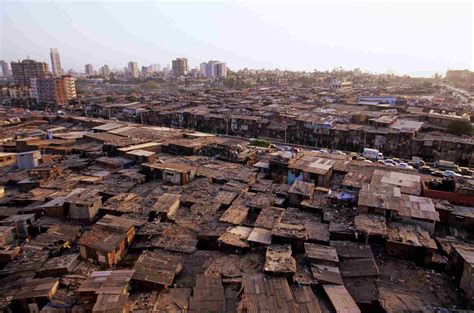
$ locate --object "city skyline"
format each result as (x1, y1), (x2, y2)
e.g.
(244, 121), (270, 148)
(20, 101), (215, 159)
(1, 1), (472, 77)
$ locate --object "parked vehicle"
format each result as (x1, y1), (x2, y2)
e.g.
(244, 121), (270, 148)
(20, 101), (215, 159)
(384, 159), (395, 165)
(363, 148), (383, 160)
(436, 160), (456, 171)
(397, 163), (413, 169)
(443, 170), (462, 178)
(419, 166), (433, 174)
(412, 156), (425, 168)
(432, 171), (444, 177)
(460, 167), (473, 175)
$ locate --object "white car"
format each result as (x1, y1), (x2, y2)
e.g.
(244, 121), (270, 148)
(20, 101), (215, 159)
(443, 170), (462, 178)
(397, 163), (413, 169)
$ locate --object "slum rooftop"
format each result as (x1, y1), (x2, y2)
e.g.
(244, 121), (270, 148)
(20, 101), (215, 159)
(0, 102), (472, 312)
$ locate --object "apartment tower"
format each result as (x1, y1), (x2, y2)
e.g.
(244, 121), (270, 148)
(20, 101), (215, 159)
(11, 59), (49, 86)
(172, 58), (188, 77)
(30, 75), (77, 105)
(50, 48), (63, 76)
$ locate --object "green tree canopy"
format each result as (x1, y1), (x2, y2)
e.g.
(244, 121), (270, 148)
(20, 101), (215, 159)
(141, 80), (160, 91)
(447, 119), (473, 136)
(125, 95), (138, 102)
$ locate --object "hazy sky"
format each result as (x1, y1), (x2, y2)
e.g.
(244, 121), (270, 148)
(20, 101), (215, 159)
(1, 1), (472, 77)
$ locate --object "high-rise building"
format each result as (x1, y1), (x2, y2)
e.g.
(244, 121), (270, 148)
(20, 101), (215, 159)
(50, 48), (63, 76)
(200, 62), (208, 77)
(200, 60), (227, 78)
(151, 64), (161, 72)
(84, 64), (94, 76)
(11, 59), (49, 86)
(215, 62), (227, 78)
(208, 60), (220, 78)
(172, 58), (188, 77)
(190, 68), (199, 78)
(99, 65), (111, 78)
(30, 75), (76, 105)
(128, 61), (139, 78)
(141, 65), (154, 78)
(0, 61), (10, 76)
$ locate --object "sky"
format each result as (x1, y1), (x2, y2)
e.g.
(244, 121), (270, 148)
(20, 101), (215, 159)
(1, 1), (472, 77)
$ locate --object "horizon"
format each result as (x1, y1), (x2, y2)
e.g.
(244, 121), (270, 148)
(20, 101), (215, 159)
(1, 1), (473, 78)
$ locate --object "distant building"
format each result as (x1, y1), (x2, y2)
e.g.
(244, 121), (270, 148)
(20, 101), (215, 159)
(200, 60), (227, 78)
(30, 75), (77, 105)
(141, 65), (153, 78)
(190, 68), (199, 78)
(128, 61), (139, 78)
(99, 65), (111, 78)
(207, 60), (220, 78)
(200, 62), (207, 77)
(50, 48), (63, 76)
(151, 63), (161, 72)
(215, 62), (227, 78)
(172, 58), (188, 77)
(84, 64), (94, 76)
(8, 85), (31, 99)
(11, 59), (49, 86)
(446, 69), (474, 84)
(0, 60), (10, 76)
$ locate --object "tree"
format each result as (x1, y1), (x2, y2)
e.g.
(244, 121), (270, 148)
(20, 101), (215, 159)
(447, 119), (473, 136)
(125, 95), (138, 102)
(141, 80), (159, 91)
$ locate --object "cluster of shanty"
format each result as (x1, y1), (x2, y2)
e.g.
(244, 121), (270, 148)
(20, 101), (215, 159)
(0, 108), (472, 312)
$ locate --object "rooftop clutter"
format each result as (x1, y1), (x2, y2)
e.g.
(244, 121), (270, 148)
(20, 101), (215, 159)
(0, 106), (472, 312)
